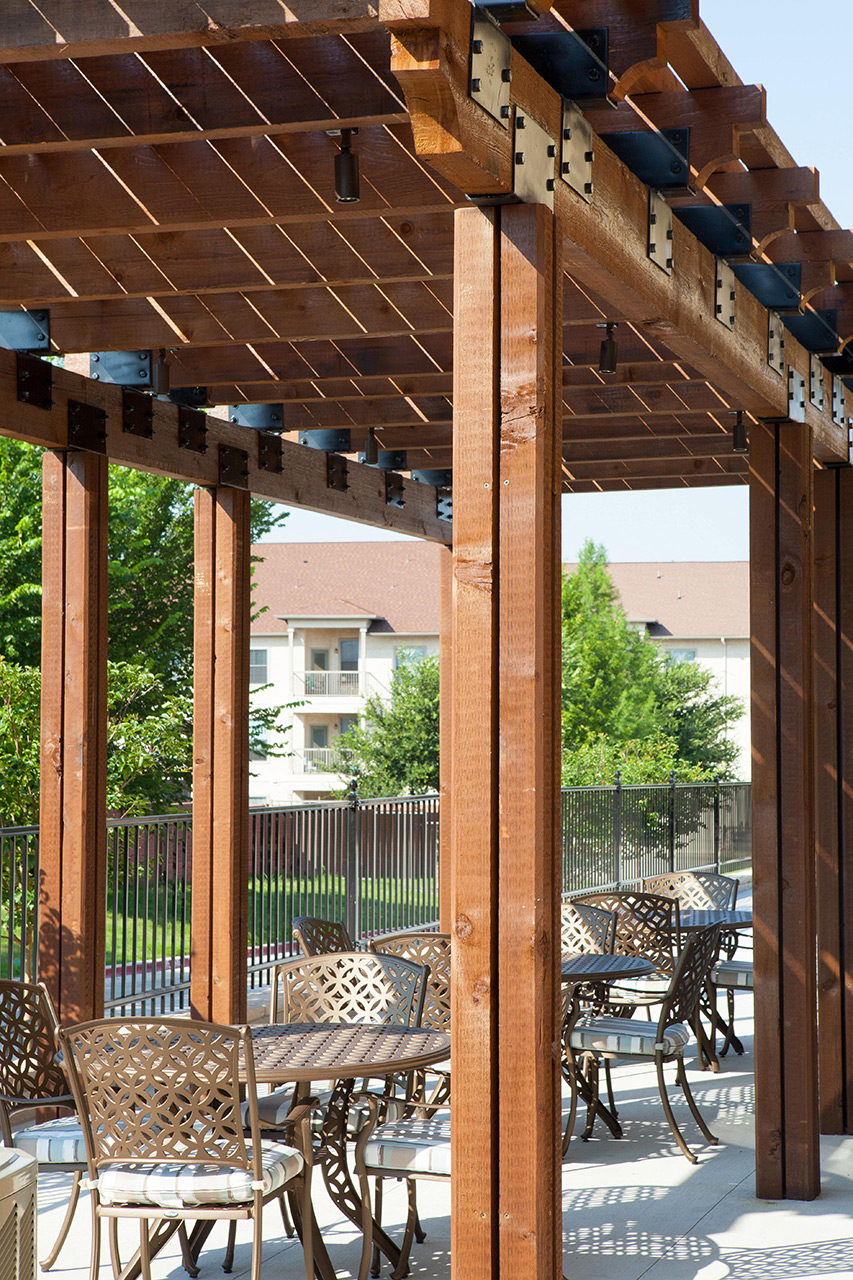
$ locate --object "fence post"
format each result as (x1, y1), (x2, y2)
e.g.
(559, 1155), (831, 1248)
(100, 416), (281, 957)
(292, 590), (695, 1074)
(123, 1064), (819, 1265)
(668, 770), (676, 872)
(613, 771), (622, 886)
(345, 779), (361, 943)
(713, 775), (721, 873)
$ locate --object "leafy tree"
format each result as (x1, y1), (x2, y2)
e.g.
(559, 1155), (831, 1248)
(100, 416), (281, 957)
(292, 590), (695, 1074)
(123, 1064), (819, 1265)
(0, 437), (284, 685)
(561, 541), (744, 781)
(331, 655), (440, 798)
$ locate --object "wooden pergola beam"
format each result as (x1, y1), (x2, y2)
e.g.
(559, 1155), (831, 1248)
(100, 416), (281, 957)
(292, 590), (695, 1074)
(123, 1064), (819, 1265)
(0, 351), (450, 543)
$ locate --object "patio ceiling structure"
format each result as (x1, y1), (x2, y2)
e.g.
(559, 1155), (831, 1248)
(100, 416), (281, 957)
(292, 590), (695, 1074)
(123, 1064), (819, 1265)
(0, 0), (850, 1275)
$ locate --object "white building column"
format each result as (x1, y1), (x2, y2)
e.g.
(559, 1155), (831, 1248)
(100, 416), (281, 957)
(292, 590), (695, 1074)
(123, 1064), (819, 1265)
(358, 624), (368, 703)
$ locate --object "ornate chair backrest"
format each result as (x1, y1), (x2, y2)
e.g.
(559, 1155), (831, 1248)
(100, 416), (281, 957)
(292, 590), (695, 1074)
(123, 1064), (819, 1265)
(660, 924), (722, 1030)
(0, 979), (71, 1141)
(292, 916), (355, 956)
(642, 871), (738, 910)
(58, 1018), (256, 1177)
(271, 952), (427, 1027)
(368, 932), (451, 1034)
(572, 891), (680, 974)
(561, 903), (615, 955)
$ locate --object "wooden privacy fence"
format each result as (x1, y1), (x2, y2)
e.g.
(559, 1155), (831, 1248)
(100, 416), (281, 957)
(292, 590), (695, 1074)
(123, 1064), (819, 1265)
(1, 782), (749, 1011)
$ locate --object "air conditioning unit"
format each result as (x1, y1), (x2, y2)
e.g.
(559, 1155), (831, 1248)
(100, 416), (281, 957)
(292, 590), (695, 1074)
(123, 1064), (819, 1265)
(0, 1148), (36, 1280)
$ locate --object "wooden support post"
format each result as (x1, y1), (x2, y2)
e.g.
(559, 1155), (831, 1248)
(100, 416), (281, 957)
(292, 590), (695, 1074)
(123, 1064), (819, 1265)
(39, 449), (108, 1024)
(191, 485), (251, 1024)
(813, 467), (853, 1133)
(750, 419), (819, 1199)
(450, 201), (562, 1280)
(497, 204), (562, 1277)
(438, 544), (453, 933)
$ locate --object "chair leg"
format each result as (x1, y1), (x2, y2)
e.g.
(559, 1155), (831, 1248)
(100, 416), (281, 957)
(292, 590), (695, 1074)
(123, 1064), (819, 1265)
(139, 1219), (153, 1280)
(603, 1060), (618, 1118)
(413, 1192), (426, 1244)
(108, 1216), (123, 1280)
(391, 1179), (417, 1280)
(88, 1201), (100, 1280)
(39, 1169), (82, 1271)
(278, 1190), (296, 1238)
(654, 1056), (697, 1164)
(561, 1064), (579, 1157)
(677, 1057), (719, 1147)
(251, 1214), (263, 1280)
(223, 1220), (236, 1273)
(370, 1180), (383, 1279)
(581, 1056), (600, 1142)
(177, 1223), (200, 1277)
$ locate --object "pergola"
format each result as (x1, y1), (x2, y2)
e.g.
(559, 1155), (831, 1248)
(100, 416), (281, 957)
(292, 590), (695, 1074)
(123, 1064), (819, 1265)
(0, 2), (850, 1276)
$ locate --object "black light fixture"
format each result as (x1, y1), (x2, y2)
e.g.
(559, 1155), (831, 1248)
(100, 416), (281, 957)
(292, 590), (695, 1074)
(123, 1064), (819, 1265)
(334, 128), (360, 203)
(597, 321), (618, 375)
(364, 427), (379, 466)
(731, 410), (749, 454)
(151, 348), (170, 395)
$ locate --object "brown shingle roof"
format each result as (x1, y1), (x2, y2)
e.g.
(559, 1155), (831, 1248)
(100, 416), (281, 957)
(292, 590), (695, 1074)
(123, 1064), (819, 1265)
(563, 561), (750, 639)
(251, 542), (443, 636)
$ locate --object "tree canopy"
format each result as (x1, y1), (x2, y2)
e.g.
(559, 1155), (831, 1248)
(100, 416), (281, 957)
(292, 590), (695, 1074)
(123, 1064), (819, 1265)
(561, 542), (744, 782)
(0, 437), (288, 822)
(332, 655), (440, 799)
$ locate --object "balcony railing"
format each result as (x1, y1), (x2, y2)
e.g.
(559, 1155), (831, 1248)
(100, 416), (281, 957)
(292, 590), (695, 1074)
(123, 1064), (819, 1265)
(295, 670), (360, 697)
(295, 748), (336, 773)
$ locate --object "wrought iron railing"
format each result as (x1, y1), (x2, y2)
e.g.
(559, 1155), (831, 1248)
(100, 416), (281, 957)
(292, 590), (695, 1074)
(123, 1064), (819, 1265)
(0, 781), (749, 1013)
(294, 670), (360, 697)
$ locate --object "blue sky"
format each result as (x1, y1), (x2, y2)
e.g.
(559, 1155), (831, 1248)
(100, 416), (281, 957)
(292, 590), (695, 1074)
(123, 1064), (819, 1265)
(267, 3), (849, 562)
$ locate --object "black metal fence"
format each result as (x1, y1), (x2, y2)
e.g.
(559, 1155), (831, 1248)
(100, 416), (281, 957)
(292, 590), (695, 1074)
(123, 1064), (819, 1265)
(1, 781), (748, 1013)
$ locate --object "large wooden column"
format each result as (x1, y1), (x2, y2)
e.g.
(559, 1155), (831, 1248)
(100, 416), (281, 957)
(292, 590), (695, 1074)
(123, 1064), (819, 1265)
(438, 544), (453, 932)
(191, 485), (251, 1024)
(451, 201), (562, 1280)
(750, 419), (819, 1199)
(813, 466), (853, 1133)
(39, 449), (108, 1024)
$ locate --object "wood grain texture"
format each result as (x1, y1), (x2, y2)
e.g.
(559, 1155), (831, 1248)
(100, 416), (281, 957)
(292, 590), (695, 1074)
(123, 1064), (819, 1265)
(751, 419), (820, 1199)
(497, 203), (562, 1280)
(450, 204), (499, 1280)
(190, 487), (215, 1021)
(438, 543), (452, 933)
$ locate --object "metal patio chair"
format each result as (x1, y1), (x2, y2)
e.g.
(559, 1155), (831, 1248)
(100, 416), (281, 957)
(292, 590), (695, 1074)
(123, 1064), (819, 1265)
(58, 1017), (314, 1280)
(0, 978), (87, 1272)
(642, 870), (739, 910)
(561, 901), (616, 956)
(565, 924), (722, 1162)
(291, 915), (354, 956)
(571, 890), (681, 1008)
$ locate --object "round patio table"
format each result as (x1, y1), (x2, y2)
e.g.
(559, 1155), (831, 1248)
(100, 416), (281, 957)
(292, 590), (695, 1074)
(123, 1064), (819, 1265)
(247, 1023), (450, 1280)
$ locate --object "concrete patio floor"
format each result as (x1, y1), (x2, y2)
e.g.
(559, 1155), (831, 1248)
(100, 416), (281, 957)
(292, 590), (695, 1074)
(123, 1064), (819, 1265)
(34, 995), (853, 1280)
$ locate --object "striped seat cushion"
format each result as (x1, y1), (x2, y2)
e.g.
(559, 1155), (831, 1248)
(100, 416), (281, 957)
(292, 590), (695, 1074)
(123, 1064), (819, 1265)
(241, 1088), (406, 1136)
(13, 1116), (87, 1164)
(607, 973), (671, 1004)
(97, 1140), (303, 1209)
(711, 959), (754, 989)
(570, 1015), (691, 1058)
(363, 1117), (451, 1177)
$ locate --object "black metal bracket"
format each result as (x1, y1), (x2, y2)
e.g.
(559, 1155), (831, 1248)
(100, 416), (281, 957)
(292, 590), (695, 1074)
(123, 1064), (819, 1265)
(90, 349), (152, 388)
(0, 309), (50, 352)
(782, 308), (839, 355)
(768, 312), (785, 376)
(470, 10), (512, 127)
(300, 428), (352, 453)
(228, 403), (284, 431)
(715, 259), (736, 331)
(385, 472), (405, 509)
(514, 110), (556, 209)
(510, 30), (610, 106)
(437, 486), (453, 523)
(360, 448), (407, 471)
(413, 468), (453, 488)
(732, 262), (800, 311)
(67, 400), (107, 453)
(327, 452), (349, 492)
(673, 203), (751, 258)
(218, 443), (249, 488)
(177, 406), (208, 454)
(16, 354), (53, 410)
(648, 190), (673, 274)
(599, 128), (690, 194)
(257, 430), (283, 474)
(168, 385), (208, 408)
(121, 389), (154, 438)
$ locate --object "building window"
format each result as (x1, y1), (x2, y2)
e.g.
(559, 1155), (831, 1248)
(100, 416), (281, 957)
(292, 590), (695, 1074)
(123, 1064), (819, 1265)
(667, 649), (696, 665)
(249, 648), (268, 684)
(395, 644), (426, 668)
(340, 714), (358, 737)
(309, 725), (329, 750)
(310, 649), (329, 671)
(340, 638), (359, 671)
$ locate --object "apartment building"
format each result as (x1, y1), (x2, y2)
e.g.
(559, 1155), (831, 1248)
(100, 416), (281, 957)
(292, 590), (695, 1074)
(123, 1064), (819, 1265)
(248, 542), (442, 806)
(249, 547), (751, 806)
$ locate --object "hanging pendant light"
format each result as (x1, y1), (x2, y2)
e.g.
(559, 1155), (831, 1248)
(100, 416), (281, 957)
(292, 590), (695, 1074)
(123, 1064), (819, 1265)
(596, 322), (618, 375)
(334, 128), (360, 203)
